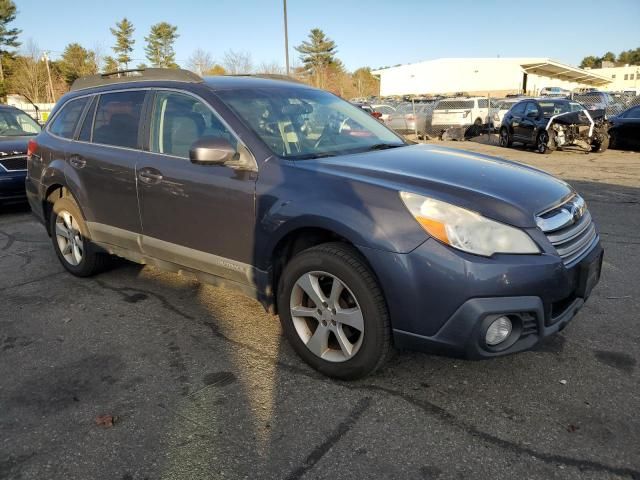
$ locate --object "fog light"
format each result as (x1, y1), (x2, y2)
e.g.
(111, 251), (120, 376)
(485, 316), (512, 346)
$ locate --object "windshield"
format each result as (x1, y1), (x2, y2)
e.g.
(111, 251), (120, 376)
(0, 109), (41, 136)
(538, 101), (586, 117)
(216, 87), (405, 159)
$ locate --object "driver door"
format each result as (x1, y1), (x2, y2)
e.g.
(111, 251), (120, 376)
(136, 90), (258, 284)
(521, 102), (541, 144)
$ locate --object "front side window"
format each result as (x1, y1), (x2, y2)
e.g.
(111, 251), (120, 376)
(510, 102), (526, 116)
(524, 102), (540, 117)
(49, 97), (89, 139)
(150, 91), (237, 158)
(216, 86), (404, 159)
(92, 90), (146, 149)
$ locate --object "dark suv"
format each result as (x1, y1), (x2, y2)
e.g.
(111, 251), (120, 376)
(26, 69), (603, 379)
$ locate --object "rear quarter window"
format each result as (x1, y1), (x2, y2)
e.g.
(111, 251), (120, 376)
(48, 97), (90, 139)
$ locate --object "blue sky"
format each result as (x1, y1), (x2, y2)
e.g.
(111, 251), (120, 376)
(14, 0), (640, 71)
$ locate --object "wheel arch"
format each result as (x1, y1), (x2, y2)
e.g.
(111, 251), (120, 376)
(267, 225), (379, 315)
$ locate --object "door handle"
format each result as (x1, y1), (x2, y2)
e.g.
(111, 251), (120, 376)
(69, 155), (86, 169)
(138, 168), (163, 184)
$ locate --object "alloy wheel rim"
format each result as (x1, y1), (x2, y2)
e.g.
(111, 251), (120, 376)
(537, 132), (548, 153)
(500, 130), (508, 146)
(55, 210), (84, 266)
(290, 271), (364, 362)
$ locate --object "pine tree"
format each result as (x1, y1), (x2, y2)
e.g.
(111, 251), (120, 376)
(110, 18), (135, 69)
(295, 28), (337, 88)
(144, 22), (179, 68)
(103, 56), (119, 73)
(0, 0), (21, 86)
(59, 43), (97, 85)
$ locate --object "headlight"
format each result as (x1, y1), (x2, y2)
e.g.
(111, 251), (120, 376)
(400, 192), (539, 256)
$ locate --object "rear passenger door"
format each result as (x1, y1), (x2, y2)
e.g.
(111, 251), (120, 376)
(136, 90), (258, 284)
(67, 89), (147, 250)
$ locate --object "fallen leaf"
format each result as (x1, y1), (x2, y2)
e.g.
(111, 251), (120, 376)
(567, 424), (579, 433)
(95, 414), (117, 427)
(559, 379), (567, 385)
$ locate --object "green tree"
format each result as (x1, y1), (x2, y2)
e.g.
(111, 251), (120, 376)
(59, 43), (97, 85)
(0, 0), (21, 91)
(617, 48), (640, 66)
(295, 28), (338, 88)
(110, 17), (135, 69)
(144, 22), (179, 68)
(102, 55), (118, 73)
(601, 51), (616, 64)
(136, 62), (148, 70)
(579, 55), (599, 69)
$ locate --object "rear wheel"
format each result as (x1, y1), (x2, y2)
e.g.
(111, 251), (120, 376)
(50, 195), (111, 277)
(277, 243), (391, 379)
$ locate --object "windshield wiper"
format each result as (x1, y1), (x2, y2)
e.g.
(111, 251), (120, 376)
(288, 152), (337, 160)
(365, 143), (404, 151)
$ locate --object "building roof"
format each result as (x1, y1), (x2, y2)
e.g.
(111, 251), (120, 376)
(373, 57), (611, 86)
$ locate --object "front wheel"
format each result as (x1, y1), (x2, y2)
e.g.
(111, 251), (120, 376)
(591, 134), (609, 153)
(536, 130), (555, 154)
(277, 243), (391, 379)
(50, 195), (111, 277)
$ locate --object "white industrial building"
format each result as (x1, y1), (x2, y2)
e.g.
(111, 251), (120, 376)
(372, 58), (612, 97)
(585, 64), (640, 92)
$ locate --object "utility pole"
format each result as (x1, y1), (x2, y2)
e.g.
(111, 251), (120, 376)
(42, 51), (55, 103)
(283, 0), (290, 76)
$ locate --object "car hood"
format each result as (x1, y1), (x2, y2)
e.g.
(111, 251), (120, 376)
(298, 144), (573, 228)
(0, 135), (31, 155)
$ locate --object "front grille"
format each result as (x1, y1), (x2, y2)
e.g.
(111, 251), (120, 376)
(0, 155), (27, 172)
(537, 195), (598, 266)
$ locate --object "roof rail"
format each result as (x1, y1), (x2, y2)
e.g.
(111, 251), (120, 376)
(222, 73), (304, 84)
(70, 68), (203, 91)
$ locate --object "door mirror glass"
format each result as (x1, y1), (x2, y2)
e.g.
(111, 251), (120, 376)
(189, 136), (237, 164)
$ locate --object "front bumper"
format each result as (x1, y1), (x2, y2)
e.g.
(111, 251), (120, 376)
(359, 237), (603, 359)
(0, 171), (27, 203)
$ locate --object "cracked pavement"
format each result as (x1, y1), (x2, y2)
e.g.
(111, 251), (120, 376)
(1, 141), (639, 480)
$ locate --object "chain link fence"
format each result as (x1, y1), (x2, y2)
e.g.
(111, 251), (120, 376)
(372, 90), (640, 150)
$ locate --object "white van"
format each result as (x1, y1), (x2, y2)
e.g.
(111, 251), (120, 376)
(431, 97), (489, 133)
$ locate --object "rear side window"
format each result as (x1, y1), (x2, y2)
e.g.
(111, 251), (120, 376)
(48, 97), (89, 139)
(478, 99), (488, 108)
(92, 90), (146, 149)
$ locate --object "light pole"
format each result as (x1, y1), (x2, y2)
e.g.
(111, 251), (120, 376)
(283, 0), (290, 76)
(41, 51), (55, 103)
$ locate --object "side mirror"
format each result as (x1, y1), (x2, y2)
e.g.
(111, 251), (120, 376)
(189, 136), (237, 165)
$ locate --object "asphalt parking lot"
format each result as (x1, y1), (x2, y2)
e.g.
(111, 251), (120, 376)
(1, 141), (639, 480)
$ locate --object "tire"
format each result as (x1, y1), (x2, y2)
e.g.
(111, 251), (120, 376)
(277, 242), (391, 380)
(608, 131), (617, 150)
(50, 195), (111, 277)
(536, 130), (555, 154)
(591, 134), (609, 153)
(499, 127), (512, 148)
